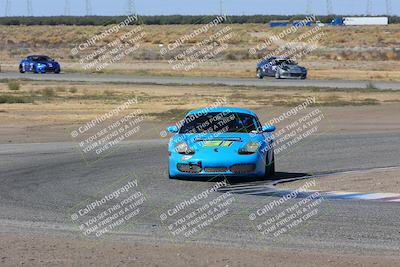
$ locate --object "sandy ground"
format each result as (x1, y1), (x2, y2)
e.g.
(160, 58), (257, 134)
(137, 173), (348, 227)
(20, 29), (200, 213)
(0, 232), (399, 267)
(1, 103), (399, 144)
(277, 167), (400, 194)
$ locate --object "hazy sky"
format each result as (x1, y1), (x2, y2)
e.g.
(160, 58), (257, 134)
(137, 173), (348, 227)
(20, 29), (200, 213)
(1, 0), (399, 16)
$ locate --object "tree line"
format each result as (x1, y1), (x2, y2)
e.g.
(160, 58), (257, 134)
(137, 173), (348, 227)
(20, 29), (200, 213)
(0, 15), (399, 26)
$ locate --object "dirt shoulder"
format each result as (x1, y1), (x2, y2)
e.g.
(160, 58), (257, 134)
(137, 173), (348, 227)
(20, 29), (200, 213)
(1, 80), (400, 144)
(276, 167), (400, 194)
(1, 103), (399, 144)
(0, 232), (399, 267)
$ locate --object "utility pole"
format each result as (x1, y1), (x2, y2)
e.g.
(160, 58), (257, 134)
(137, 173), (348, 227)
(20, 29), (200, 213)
(27, 0), (33, 16)
(219, 0), (223, 16)
(64, 0), (70, 16)
(5, 0), (11, 16)
(366, 0), (372, 15)
(326, 0), (333, 15)
(306, 0), (313, 15)
(85, 0), (92, 16)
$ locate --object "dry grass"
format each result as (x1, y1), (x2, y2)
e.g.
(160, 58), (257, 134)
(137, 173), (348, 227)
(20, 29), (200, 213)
(0, 24), (399, 61)
(1, 24), (400, 80)
(1, 80), (399, 124)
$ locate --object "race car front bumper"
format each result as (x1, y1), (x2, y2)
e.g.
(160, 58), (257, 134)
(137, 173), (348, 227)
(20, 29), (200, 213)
(279, 72), (307, 79)
(168, 152), (266, 178)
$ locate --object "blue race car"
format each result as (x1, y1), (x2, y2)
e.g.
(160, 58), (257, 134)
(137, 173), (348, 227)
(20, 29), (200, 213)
(19, 55), (61, 74)
(166, 107), (276, 179)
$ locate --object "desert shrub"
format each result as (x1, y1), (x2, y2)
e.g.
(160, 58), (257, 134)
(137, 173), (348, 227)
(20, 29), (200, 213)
(40, 87), (56, 97)
(0, 95), (30, 104)
(103, 90), (113, 96)
(8, 81), (20, 91)
(386, 50), (399, 60)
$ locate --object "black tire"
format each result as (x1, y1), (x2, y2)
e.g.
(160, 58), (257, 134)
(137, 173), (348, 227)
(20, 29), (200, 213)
(301, 75), (307, 80)
(19, 65), (25, 73)
(265, 152), (275, 178)
(55, 68), (60, 74)
(168, 165), (175, 179)
(256, 69), (264, 79)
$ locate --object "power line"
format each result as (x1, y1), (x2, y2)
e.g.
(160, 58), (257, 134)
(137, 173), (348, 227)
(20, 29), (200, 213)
(64, 0), (71, 16)
(386, 0), (392, 16)
(219, 0), (224, 16)
(27, 0), (33, 16)
(306, 0), (313, 15)
(85, 0), (92, 16)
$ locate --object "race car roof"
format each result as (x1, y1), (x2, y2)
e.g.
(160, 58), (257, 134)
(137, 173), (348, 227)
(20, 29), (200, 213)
(28, 55), (50, 58)
(186, 107), (257, 117)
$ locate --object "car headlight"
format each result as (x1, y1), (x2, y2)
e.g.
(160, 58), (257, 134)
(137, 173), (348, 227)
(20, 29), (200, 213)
(175, 142), (195, 155)
(238, 141), (260, 155)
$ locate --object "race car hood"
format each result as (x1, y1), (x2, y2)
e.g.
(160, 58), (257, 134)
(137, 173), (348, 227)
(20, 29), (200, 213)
(169, 132), (264, 153)
(35, 60), (59, 66)
(280, 64), (305, 73)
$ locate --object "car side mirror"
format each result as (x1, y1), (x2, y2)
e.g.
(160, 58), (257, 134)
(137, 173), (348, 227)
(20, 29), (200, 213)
(262, 125), (276, 132)
(166, 125), (179, 133)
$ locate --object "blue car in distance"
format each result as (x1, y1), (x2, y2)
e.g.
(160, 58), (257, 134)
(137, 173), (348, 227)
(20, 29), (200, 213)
(19, 55), (61, 74)
(166, 107), (276, 179)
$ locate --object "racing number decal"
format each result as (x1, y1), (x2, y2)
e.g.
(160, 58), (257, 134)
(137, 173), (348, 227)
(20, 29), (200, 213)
(203, 141), (233, 147)
(220, 141), (233, 147)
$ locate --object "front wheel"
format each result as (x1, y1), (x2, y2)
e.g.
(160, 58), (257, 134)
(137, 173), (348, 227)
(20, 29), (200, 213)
(256, 69), (264, 79)
(265, 152), (275, 178)
(19, 65), (25, 73)
(275, 72), (281, 79)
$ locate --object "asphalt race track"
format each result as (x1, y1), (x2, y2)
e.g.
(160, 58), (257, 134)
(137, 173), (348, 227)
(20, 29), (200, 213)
(1, 131), (400, 255)
(1, 72), (400, 90)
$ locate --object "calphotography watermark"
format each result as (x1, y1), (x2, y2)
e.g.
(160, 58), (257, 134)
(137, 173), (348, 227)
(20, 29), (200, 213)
(249, 181), (325, 238)
(160, 181), (235, 238)
(160, 15), (235, 71)
(251, 97), (325, 157)
(71, 15), (146, 71)
(250, 15), (326, 63)
(160, 96), (227, 138)
(72, 15), (138, 53)
(71, 98), (148, 162)
(70, 178), (146, 238)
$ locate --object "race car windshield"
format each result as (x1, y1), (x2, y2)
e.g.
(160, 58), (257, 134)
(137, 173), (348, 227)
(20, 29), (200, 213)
(179, 112), (258, 134)
(31, 56), (51, 62)
(275, 59), (296, 65)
